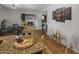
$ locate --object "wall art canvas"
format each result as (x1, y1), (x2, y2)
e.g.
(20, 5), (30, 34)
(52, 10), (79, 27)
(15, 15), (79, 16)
(53, 7), (71, 22)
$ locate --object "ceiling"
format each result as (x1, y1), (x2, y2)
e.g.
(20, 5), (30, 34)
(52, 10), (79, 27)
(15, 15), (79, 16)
(0, 4), (52, 12)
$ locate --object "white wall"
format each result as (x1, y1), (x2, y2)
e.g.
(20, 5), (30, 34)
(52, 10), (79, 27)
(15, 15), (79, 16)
(35, 13), (42, 30)
(0, 9), (20, 26)
(41, 4), (79, 53)
(0, 8), (38, 28)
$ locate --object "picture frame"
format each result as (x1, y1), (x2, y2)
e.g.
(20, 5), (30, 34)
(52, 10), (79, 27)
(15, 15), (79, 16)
(52, 7), (71, 22)
(65, 7), (71, 20)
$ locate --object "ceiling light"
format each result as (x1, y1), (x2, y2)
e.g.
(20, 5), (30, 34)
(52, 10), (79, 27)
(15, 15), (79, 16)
(10, 4), (17, 9)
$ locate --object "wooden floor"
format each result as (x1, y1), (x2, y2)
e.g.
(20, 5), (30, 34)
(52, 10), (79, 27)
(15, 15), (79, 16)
(0, 30), (76, 54)
(35, 30), (76, 54)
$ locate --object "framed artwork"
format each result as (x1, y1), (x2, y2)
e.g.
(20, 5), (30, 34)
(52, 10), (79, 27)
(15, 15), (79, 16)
(64, 7), (71, 20)
(52, 7), (72, 22)
(53, 11), (56, 20)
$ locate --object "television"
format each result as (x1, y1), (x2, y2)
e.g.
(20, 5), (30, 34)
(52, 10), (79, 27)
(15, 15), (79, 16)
(27, 22), (34, 26)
